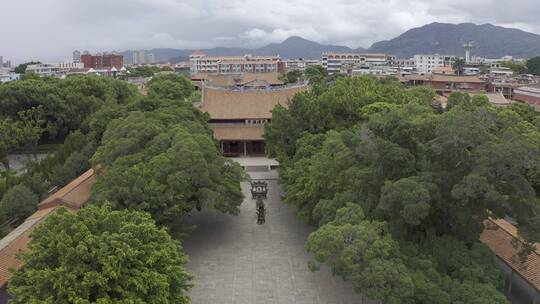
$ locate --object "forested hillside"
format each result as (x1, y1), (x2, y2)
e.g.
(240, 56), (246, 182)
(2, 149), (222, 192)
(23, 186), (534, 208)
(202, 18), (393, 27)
(265, 76), (540, 303)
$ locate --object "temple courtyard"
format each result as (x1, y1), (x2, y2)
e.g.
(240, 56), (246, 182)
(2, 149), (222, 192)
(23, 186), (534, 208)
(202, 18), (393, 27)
(183, 158), (375, 304)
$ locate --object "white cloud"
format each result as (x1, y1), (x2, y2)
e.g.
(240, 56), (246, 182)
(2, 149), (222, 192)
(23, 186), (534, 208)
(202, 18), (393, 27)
(0, 0), (539, 63)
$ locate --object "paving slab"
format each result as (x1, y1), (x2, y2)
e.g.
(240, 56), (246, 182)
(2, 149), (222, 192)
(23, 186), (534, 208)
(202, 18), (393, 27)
(183, 166), (376, 304)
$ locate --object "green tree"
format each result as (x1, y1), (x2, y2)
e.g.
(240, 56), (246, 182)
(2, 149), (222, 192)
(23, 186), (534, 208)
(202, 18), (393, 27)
(0, 184), (38, 226)
(265, 75), (533, 302)
(0, 118), (22, 174)
(446, 92), (471, 110)
(452, 58), (466, 76)
(304, 65), (328, 84)
(281, 70), (303, 84)
(502, 60), (528, 75)
(17, 105), (45, 158)
(479, 64), (490, 74)
(147, 74), (194, 101)
(8, 204), (193, 304)
(90, 103), (245, 226)
(13, 61), (41, 74)
(378, 178), (431, 228)
(527, 56), (540, 76)
(306, 204), (415, 304)
(127, 66), (161, 78)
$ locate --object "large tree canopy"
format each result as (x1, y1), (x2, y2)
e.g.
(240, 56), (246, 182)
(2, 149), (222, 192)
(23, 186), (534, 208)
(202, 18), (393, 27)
(267, 76), (540, 303)
(147, 74), (194, 101)
(0, 75), (137, 140)
(90, 101), (245, 226)
(8, 205), (193, 304)
(0, 76), (139, 236)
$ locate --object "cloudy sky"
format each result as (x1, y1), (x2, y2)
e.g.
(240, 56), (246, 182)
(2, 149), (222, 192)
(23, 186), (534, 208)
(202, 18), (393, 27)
(1, 0), (540, 63)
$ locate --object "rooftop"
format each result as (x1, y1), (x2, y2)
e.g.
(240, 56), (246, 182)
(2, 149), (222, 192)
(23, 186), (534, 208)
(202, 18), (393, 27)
(480, 218), (540, 292)
(191, 72), (284, 87)
(212, 124), (265, 141)
(0, 168), (96, 288)
(200, 84), (307, 120)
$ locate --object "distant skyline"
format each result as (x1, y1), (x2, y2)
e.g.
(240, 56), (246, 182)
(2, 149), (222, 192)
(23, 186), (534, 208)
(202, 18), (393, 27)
(1, 0), (540, 64)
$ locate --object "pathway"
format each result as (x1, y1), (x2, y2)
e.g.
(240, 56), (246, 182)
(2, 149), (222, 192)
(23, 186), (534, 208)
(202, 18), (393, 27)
(183, 159), (374, 304)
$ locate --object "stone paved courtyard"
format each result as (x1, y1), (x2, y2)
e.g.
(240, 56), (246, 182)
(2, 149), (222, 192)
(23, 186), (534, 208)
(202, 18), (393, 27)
(183, 164), (375, 304)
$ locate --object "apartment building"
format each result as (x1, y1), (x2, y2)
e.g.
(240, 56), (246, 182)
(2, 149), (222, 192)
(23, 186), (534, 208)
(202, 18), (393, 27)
(132, 50), (156, 65)
(321, 52), (396, 74)
(414, 54), (457, 74)
(81, 52), (124, 69)
(26, 62), (85, 77)
(283, 58), (321, 72)
(190, 52), (284, 75)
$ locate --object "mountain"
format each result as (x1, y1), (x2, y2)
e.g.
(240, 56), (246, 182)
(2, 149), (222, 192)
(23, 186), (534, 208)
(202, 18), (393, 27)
(255, 36), (362, 59)
(121, 23), (540, 63)
(121, 36), (359, 63)
(368, 22), (540, 58)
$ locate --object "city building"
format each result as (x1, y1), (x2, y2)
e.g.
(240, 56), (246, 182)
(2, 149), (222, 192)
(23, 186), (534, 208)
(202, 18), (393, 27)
(0, 72), (19, 83)
(464, 42), (473, 64)
(0, 57), (9, 69)
(199, 82), (307, 156)
(26, 62), (85, 77)
(350, 65), (399, 76)
(490, 67), (514, 77)
(400, 74), (487, 94)
(322, 52), (396, 74)
(73, 50), (81, 62)
(283, 58), (321, 72)
(189, 52), (284, 75)
(463, 67), (480, 75)
(132, 50), (145, 65)
(132, 50), (156, 65)
(81, 52), (124, 69)
(413, 54), (457, 74)
(432, 66), (455, 75)
(0, 169), (97, 304)
(513, 85), (540, 107)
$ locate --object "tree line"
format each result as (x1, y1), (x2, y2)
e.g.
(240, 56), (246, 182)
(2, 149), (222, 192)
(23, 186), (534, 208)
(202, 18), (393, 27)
(265, 75), (540, 303)
(1, 73), (243, 303)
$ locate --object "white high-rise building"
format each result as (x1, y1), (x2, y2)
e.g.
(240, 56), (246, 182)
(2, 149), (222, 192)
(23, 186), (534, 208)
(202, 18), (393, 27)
(464, 43), (473, 64)
(73, 50), (81, 62)
(132, 50), (147, 65)
(0, 56), (3, 68)
(321, 52), (396, 74)
(189, 52), (282, 75)
(284, 58), (320, 72)
(413, 54), (457, 74)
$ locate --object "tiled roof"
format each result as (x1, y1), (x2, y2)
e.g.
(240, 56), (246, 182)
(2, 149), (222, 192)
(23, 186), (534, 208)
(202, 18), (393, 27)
(482, 93), (512, 106)
(0, 206), (60, 287)
(201, 85), (307, 120)
(212, 124), (265, 141)
(191, 73), (284, 87)
(238, 73), (284, 86)
(429, 75), (486, 83)
(480, 218), (540, 291)
(38, 169), (96, 210)
(0, 168), (96, 288)
(432, 66), (455, 74)
(399, 74), (486, 84)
